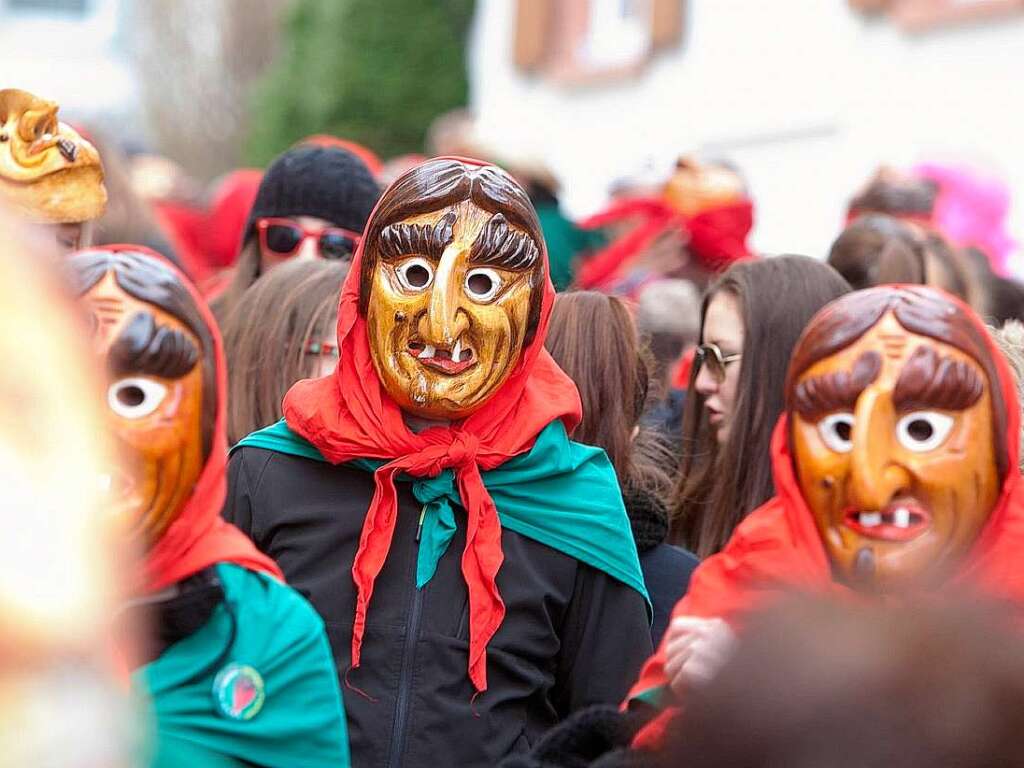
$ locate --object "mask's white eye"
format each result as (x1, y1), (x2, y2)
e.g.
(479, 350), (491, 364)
(465, 268), (502, 302)
(108, 377), (167, 420)
(896, 411), (954, 452)
(395, 257), (434, 292)
(818, 412), (855, 453)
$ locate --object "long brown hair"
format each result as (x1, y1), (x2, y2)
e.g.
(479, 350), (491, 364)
(545, 291), (672, 500)
(222, 259), (347, 444)
(672, 256), (851, 556)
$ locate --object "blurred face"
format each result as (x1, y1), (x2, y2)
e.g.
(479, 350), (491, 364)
(84, 272), (205, 545)
(791, 312), (999, 592)
(663, 157), (746, 217)
(694, 291), (744, 445)
(366, 200), (535, 419)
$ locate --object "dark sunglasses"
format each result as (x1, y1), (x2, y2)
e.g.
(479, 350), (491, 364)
(257, 217), (361, 261)
(694, 342), (741, 383)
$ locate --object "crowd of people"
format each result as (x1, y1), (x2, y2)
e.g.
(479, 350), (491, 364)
(4, 83), (1024, 766)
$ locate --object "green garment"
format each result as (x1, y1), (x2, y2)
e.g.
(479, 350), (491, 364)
(233, 420), (650, 610)
(135, 563), (350, 768)
(535, 200), (606, 291)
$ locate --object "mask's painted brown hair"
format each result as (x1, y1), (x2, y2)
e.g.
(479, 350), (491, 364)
(786, 286), (1007, 477)
(359, 158), (546, 346)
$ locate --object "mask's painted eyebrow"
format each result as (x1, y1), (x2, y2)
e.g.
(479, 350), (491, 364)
(791, 351), (882, 421)
(893, 345), (984, 413)
(378, 210), (456, 261)
(109, 311), (198, 379)
(469, 213), (539, 271)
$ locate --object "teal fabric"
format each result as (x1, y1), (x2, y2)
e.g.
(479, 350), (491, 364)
(135, 563), (350, 768)
(234, 420), (649, 609)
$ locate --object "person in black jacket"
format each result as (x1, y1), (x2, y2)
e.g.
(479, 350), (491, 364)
(224, 157), (653, 767)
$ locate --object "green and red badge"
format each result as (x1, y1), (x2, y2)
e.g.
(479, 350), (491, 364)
(212, 663), (265, 721)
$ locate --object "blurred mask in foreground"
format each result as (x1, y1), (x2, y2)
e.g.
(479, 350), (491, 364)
(0, 89), (107, 252)
(787, 286), (1003, 592)
(70, 249), (214, 544)
(360, 159), (545, 420)
(0, 208), (129, 766)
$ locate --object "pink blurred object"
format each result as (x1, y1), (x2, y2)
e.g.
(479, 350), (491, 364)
(914, 162), (1017, 276)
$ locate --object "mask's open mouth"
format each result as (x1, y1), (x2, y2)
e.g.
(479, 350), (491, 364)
(843, 502), (931, 542)
(407, 338), (477, 375)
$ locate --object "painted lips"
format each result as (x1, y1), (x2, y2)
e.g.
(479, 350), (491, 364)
(843, 502), (932, 542)
(407, 339), (477, 375)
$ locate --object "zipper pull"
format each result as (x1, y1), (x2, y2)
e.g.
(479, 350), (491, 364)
(415, 506), (427, 543)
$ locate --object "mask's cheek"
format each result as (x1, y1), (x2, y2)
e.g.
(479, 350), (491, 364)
(367, 279), (426, 386)
(792, 417), (851, 532)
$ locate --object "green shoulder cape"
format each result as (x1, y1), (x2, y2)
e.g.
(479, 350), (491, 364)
(234, 419), (650, 608)
(136, 563), (350, 768)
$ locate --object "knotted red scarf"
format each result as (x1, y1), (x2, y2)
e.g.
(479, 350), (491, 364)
(282, 158), (582, 692)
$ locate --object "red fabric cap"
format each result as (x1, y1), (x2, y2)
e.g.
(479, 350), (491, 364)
(296, 135), (384, 178)
(203, 169), (263, 270)
(628, 286), (1024, 748)
(282, 157), (582, 692)
(91, 244), (283, 594)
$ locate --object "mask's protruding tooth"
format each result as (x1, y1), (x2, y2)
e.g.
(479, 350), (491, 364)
(419, 344), (436, 359)
(893, 507), (911, 528)
(859, 512), (881, 527)
(452, 338), (463, 363)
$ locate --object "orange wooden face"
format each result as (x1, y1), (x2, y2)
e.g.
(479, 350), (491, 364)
(84, 272), (205, 544)
(790, 312), (999, 592)
(366, 201), (534, 420)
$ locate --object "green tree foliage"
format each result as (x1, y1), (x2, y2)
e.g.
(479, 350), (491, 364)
(246, 0), (474, 164)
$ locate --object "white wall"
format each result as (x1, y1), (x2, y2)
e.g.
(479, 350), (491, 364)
(468, 0), (1024, 268)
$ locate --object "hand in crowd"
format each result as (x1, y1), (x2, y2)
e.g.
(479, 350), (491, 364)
(663, 616), (737, 695)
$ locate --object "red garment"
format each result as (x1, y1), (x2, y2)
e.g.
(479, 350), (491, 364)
(670, 347), (696, 390)
(628, 291), (1024, 745)
(282, 158), (583, 693)
(577, 197), (753, 291)
(99, 245), (283, 593)
(203, 169), (262, 270)
(152, 201), (208, 281)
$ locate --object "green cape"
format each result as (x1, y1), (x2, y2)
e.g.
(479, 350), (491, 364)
(234, 420), (649, 608)
(136, 563), (350, 768)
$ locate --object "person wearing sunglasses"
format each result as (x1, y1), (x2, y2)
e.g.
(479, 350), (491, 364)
(672, 255), (852, 558)
(212, 144), (380, 324)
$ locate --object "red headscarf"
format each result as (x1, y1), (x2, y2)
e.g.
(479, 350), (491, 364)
(629, 287), (1024, 744)
(93, 246), (283, 593)
(282, 158), (582, 692)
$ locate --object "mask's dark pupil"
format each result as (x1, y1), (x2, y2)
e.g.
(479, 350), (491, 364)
(468, 273), (493, 296)
(908, 419), (933, 442)
(835, 421), (852, 442)
(405, 264), (430, 287)
(117, 385), (145, 408)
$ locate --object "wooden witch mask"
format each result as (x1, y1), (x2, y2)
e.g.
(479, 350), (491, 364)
(359, 158), (546, 420)
(0, 89), (106, 224)
(785, 286), (1005, 592)
(69, 249), (215, 544)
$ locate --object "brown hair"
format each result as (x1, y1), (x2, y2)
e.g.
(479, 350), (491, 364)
(827, 214), (927, 290)
(545, 291), (673, 501)
(671, 256), (851, 556)
(786, 285), (1008, 477)
(222, 259), (347, 444)
(656, 595), (1024, 768)
(359, 158), (546, 346)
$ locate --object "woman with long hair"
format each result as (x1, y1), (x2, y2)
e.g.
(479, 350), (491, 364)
(222, 259), (347, 445)
(546, 290), (698, 645)
(672, 256), (851, 556)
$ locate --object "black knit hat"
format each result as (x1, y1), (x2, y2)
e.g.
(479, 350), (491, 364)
(243, 145), (381, 245)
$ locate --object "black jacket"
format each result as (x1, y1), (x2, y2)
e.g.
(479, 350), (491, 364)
(224, 447), (653, 768)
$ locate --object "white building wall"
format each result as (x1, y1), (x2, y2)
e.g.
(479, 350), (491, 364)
(468, 0), (1024, 268)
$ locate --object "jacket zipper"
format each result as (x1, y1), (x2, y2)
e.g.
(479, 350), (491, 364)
(386, 505), (426, 768)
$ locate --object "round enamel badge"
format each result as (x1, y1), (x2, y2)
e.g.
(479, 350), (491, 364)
(212, 663), (265, 721)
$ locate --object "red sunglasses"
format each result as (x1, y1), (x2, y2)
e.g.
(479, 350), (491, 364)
(257, 217), (361, 261)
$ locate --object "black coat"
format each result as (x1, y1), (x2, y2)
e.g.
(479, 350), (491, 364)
(224, 447), (653, 768)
